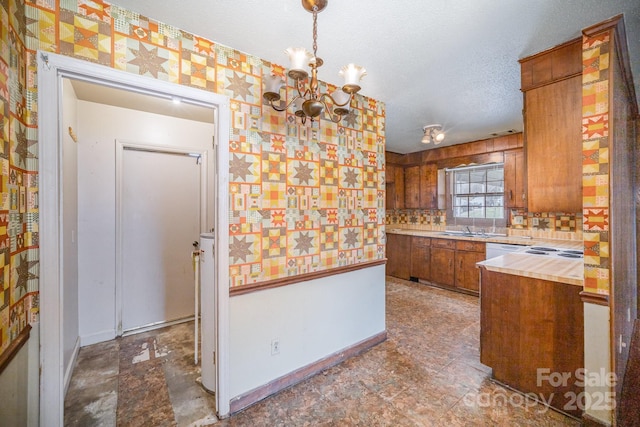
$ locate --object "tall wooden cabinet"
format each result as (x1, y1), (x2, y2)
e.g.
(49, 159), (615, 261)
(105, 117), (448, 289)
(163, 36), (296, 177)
(520, 38), (583, 213)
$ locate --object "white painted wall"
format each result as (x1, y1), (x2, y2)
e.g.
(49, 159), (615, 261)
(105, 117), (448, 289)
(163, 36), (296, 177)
(583, 303), (613, 424)
(0, 324), (39, 426)
(77, 100), (215, 345)
(61, 79), (80, 391)
(229, 265), (386, 398)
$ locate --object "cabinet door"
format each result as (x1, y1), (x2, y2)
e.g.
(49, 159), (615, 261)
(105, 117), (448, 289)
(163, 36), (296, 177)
(504, 149), (525, 209)
(455, 250), (484, 293)
(525, 75), (582, 212)
(385, 182), (397, 210)
(394, 167), (405, 209)
(430, 247), (455, 287)
(386, 233), (411, 280)
(420, 164), (438, 209)
(410, 237), (430, 281)
(404, 165), (420, 208)
(386, 163), (395, 184)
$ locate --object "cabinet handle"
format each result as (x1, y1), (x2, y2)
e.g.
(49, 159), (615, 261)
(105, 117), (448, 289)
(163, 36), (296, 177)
(509, 190), (513, 201)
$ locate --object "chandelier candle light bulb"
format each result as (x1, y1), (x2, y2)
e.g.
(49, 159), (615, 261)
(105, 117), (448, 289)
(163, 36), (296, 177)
(262, 0), (366, 123)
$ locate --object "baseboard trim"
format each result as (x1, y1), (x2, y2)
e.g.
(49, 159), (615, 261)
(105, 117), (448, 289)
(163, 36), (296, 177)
(64, 336), (81, 396)
(582, 412), (611, 427)
(80, 329), (116, 347)
(229, 330), (387, 414)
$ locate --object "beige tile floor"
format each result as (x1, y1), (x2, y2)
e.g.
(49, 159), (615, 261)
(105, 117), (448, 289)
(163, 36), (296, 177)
(64, 277), (580, 426)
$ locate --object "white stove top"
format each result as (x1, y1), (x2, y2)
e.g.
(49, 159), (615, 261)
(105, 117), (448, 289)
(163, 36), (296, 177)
(518, 245), (584, 259)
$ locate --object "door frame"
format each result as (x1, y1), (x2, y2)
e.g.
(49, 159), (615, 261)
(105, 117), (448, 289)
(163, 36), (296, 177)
(37, 51), (231, 424)
(115, 141), (209, 335)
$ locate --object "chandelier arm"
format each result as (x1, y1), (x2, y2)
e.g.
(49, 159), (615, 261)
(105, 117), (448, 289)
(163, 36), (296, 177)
(268, 95), (303, 112)
(295, 80), (312, 99)
(320, 92), (352, 107)
(319, 98), (343, 123)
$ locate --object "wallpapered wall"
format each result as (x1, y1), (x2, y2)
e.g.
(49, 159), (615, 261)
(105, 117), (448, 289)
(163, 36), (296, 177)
(582, 31), (612, 295)
(0, 0), (385, 355)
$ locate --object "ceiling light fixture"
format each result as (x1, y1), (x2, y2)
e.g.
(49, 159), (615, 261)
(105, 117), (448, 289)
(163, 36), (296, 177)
(421, 124), (445, 144)
(262, 0), (366, 124)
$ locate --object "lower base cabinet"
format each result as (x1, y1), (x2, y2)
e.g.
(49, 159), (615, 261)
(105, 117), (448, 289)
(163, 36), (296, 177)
(386, 233), (411, 280)
(454, 240), (485, 293)
(386, 235), (484, 295)
(479, 268), (584, 418)
(430, 239), (455, 287)
(410, 237), (431, 281)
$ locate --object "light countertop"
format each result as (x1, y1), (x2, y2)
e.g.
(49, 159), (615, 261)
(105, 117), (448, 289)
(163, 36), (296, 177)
(476, 253), (583, 286)
(385, 227), (584, 286)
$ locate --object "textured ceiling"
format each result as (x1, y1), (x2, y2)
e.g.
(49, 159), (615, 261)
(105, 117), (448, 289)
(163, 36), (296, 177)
(111, 0), (640, 154)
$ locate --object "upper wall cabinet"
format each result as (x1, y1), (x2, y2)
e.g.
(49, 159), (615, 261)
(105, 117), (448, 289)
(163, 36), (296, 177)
(504, 148), (526, 209)
(520, 38), (583, 213)
(404, 164), (438, 209)
(385, 161), (405, 209)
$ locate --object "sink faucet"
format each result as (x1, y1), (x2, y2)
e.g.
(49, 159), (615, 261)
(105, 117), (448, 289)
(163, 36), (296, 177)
(465, 226), (472, 234)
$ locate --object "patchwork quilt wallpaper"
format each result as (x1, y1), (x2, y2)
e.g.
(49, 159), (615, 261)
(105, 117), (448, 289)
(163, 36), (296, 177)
(0, 0), (386, 356)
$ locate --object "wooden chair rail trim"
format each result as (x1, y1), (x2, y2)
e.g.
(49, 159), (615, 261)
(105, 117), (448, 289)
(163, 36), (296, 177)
(230, 259), (387, 297)
(0, 324), (32, 375)
(580, 290), (610, 306)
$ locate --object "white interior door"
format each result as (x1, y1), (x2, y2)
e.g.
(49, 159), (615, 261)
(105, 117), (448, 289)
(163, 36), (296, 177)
(121, 147), (202, 332)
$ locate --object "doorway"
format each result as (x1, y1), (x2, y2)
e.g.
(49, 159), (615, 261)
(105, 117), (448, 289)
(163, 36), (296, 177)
(38, 52), (231, 425)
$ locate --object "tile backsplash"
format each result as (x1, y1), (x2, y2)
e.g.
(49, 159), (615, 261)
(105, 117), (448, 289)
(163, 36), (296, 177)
(386, 208), (583, 241)
(385, 209), (447, 230)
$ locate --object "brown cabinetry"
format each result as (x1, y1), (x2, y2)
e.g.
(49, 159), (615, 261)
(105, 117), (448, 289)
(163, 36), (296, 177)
(404, 164), (438, 209)
(520, 38), (582, 213)
(410, 237), (430, 281)
(387, 235), (484, 296)
(480, 268), (584, 417)
(420, 164), (438, 209)
(454, 241), (485, 293)
(385, 164), (405, 209)
(503, 148), (526, 209)
(404, 165), (421, 208)
(430, 238), (455, 287)
(385, 233), (410, 280)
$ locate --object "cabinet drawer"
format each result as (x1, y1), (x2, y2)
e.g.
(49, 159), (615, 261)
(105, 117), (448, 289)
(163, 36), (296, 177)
(455, 240), (485, 253)
(431, 238), (456, 249)
(412, 236), (430, 248)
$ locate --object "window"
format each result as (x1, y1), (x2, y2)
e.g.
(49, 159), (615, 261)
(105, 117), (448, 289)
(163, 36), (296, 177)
(451, 164), (504, 219)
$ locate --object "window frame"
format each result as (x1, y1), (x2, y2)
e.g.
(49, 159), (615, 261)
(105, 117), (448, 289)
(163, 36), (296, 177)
(445, 163), (507, 229)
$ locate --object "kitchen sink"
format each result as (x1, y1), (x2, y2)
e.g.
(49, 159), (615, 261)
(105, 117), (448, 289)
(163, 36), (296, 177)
(440, 231), (498, 239)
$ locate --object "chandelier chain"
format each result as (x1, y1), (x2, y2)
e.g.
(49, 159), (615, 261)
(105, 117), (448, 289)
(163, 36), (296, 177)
(312, 6), (318, 58)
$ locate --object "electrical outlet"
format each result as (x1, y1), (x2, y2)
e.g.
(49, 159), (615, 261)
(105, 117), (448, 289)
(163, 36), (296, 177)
(271, 339), (280, 355)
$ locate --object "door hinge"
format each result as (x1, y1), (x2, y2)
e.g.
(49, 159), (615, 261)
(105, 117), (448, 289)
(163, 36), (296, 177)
(213, 351), (216, 365)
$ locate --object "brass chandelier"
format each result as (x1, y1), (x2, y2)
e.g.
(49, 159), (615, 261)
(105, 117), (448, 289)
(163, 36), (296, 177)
(262, 0), (366, 123)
